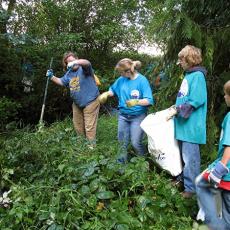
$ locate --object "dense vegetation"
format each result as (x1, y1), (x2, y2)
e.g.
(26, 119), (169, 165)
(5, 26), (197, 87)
(1, 116), (200, 229)
(1, 0), (229, 129)
(0, 0), (230, 228)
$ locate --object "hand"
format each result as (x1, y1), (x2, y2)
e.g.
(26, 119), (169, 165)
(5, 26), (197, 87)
(177, 103), (194, 118)
(46, 69), (54, 78)
(67, 60), (79, 70)
(208, 161), (229, 188)
(98, 92), (110, 104)
(166, 105), (177, 121)
(126, 99), (139, 107)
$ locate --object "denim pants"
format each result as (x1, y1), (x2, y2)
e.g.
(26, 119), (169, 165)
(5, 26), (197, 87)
(117, 113), (146, 161)
(196, 175), (230, 230)
(178, 141), (200, 193)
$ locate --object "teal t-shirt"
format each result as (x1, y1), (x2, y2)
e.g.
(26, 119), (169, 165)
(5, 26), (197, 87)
(208, 112), (230, 181)
(109, 73), (154, 115)
(174, 71), (207, 144)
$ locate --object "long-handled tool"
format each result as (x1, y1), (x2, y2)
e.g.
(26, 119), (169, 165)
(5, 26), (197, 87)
(39, 57), (53, 128)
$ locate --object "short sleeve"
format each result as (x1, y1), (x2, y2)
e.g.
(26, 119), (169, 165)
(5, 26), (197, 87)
(140, 77), (154, 105)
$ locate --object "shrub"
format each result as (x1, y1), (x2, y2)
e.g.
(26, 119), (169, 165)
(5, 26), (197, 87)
(0, 97), (21, 130)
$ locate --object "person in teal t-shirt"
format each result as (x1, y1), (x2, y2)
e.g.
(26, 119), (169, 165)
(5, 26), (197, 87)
(168, 45), (207, 198)
(196, 80), (230, 230)
(98, 58), (154, 163)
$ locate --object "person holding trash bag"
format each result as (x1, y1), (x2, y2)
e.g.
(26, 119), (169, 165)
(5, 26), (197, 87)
(195, 80), (230, 230)
(167, 45), (207, 198)
(98, 58), (154, 163)
(46, 52), (100, 149)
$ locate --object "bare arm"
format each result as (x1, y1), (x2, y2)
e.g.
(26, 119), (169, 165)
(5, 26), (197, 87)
(221, 146), (230, 165)
(68, 59), (90, 69)
(69, 59), (92, 75)
(136, 99), (151, 106)
(50, 76), (64, 86)
(75, 59), (91, 67)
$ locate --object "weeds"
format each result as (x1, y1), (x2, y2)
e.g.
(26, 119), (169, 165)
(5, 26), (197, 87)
(0, 116), (196, 229)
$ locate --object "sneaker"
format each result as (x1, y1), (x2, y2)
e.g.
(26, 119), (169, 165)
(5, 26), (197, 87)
(171, 180), (183, 188)
(181, 191), (194, 198)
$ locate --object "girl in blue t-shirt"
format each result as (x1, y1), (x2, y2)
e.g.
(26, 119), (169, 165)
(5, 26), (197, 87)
(98, 58), (154, 163)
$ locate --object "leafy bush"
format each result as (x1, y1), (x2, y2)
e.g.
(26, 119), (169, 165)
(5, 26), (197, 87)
(0, 97), (21, 130)
(0, 116), (197, 229)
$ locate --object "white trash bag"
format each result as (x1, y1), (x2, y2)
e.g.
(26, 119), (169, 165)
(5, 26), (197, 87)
(140, 109), (182, 176)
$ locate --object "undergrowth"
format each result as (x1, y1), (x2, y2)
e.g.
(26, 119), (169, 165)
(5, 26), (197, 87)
(0, 115), (198, 229)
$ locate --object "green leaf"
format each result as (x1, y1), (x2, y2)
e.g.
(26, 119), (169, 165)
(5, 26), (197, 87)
(89, 179), (100, 192)
(83, 166), (95, 177)
(96, 191), (115, 199)
(138, 212), (147, 222)
(38, 212), (49, 221)
(116, 224), (129, 230)
(58, 164), (65, 173)
(87, 195), (97, 208)
(79, 185), (90, 195)
(137, 196), (151, 209)
(47, 224), (64, 230)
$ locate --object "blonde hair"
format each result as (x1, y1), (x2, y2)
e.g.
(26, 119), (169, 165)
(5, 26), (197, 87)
(115, 58), (142, 74)
(178, 45), (202, 67)
(224, 80), (230, 96)
(62, 51), (78, 70)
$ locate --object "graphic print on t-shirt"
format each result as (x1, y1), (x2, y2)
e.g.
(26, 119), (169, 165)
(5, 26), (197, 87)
(131, 89), (140, 99)
(70, 76), (80, 91)
(177, 79), (188, 98)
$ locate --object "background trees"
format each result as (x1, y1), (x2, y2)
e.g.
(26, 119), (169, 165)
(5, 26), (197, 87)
(0, 0), (229, 136)
(144, 0), (230, 113)
(143, 0), (230, 160)
(0, 0), (154, 127)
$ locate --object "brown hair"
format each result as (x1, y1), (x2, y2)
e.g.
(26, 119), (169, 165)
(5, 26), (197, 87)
(115, 58), (142, 74)
(224, 80), (230, 96)
(178, 45), (202, 67)
(62, 52), (78, 70)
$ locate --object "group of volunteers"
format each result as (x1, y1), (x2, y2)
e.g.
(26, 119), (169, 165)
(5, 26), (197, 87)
(46, 45), (230, 230)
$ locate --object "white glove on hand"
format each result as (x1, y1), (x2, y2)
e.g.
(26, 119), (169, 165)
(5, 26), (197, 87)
(67, 60), (79, 70)
(166, 105), (177, 121)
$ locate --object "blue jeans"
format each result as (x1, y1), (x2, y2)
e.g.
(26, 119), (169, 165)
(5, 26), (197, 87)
(196, 175), (230, 230)
(178, 141), (200, 193)
(117, 113), (146, 162)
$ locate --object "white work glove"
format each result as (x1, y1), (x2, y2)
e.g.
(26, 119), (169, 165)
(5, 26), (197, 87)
(166, 105), (177, 121)
(67, 60), (79, 70)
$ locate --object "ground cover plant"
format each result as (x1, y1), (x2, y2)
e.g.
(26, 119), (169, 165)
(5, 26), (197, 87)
(0, 115), (202, 229)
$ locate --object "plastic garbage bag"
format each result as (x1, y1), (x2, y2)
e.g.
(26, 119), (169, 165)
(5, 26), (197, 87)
(140, 109), (182, 176)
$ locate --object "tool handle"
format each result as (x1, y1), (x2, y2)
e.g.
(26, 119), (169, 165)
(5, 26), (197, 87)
(39, 57), (53, 124)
